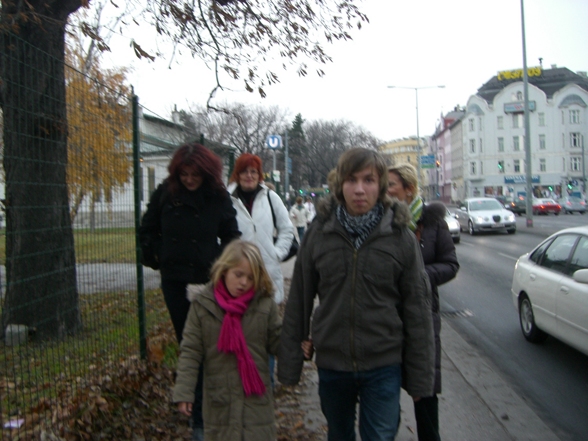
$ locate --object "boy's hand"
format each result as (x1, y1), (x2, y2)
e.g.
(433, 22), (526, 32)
(301, 339), (314, 360)
(178, 402), (193, 416)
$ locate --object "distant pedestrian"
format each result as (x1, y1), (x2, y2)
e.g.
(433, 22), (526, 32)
(139, 143), (240, 440)
(289, 196), (311, 241)
(388, 163), (459, 441)
(304, 196), (316, 225)
(279, 148), (435, 441)
(173, 240), (281, 441)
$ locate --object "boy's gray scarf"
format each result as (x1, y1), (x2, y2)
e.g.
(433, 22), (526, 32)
(336, 202), (384, 249)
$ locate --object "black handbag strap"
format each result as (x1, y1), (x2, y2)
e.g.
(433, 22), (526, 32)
(267, 191), (277, 229)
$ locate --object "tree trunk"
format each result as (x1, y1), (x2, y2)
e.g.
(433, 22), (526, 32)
(1, 0), (83, 339)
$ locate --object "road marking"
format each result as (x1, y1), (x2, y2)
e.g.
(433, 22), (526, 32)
(498, 252), (518, 261)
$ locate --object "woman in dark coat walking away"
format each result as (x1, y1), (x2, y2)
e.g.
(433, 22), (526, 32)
(139, 143), (240, 440)
(388, 163), (459, 441)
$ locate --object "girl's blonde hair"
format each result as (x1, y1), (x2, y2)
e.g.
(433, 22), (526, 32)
(210, 240), (274, 297)
(388, 163), (418, 194)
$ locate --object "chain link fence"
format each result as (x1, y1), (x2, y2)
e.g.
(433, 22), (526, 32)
(0, 32), (208, 439)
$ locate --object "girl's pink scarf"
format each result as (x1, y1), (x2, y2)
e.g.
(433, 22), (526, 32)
(214, 281), (266, 396)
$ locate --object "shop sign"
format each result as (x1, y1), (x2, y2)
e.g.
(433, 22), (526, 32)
(504, 175), (540, 184)
(504, 101), (536, 113)
(497, 67), (542, 81)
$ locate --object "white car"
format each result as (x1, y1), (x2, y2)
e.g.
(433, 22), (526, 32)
(511, 226), (588, 356)
(455, 197), (516, 235)
(445, 209), (460, 244)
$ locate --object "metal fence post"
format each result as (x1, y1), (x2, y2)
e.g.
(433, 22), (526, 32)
(133, 92), (147, 360)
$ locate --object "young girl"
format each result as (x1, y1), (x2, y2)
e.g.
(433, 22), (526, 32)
(173, 240), (282, 441)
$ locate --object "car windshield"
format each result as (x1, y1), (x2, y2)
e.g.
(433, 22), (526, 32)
(469, 200), (502, 211)
(569, 196), (583, 203)
(538, 199), (556, 204)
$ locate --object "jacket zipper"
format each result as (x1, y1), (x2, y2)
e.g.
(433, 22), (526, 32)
(350, 248), (358, 371)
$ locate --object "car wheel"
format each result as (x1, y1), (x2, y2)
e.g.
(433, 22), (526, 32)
(453, 236), (460, 244)
(518, 294), (548, 343)
(507, 228), (516, 234)
(581, 211), (585, 215)
(555, 212), (559, 216)
(468, 221), (476, 236)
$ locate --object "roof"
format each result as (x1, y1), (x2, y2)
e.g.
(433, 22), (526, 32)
(476, 67), (588, 103)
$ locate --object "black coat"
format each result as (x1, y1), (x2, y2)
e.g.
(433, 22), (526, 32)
(418, 201), (459, 394)
(138, 183), (240, 283)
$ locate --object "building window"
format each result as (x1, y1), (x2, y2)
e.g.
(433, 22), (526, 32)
(538, 112), (545, 126)
(570, 132), (582, 148)
(407, 155), (410, 162)
(561, 110), (565, 124)
(498, 137), (504, 152)
(497, 116), (504, 129)
(539, 134), (546, 150)
(147, 167), (156, 196)
(498, 160), (505, 173)
(478, 117), (483, 131)
(570, 109), (580, 124)
(470, 161), (477, 175)
(562, 157), (566, 172)
(480, 161), (484, 175)
(512, 114), (520, 128)
(469, 118), (475, 132)
(571, 157), (582, 172)
(479, 138), (483, 153)
(514, 159), (520, 173)
(539, 158), (546, 172)
(513, 136), (520, 151)
(516, 91), (523, 100)
(470, 139), (476, 153)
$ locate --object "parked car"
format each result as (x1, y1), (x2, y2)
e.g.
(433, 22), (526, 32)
(532, 198), (561, 215)
(486, 194), (511, 208)
(511, 226), (588, 356)
(507, 195), (527, 215)
(444, 208), (460, 244)
(455, 197), (516, 235)
(558, 196), (586, 215)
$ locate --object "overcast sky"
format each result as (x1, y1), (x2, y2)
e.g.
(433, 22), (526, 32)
(103, 0), (588, 142)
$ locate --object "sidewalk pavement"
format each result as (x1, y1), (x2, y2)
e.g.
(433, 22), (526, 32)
(280, 258), (561, 441)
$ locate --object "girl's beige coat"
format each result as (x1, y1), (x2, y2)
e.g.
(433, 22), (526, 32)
(173, 284), (282, 441)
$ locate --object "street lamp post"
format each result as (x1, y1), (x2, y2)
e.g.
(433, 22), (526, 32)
(387, 85), (445, 195)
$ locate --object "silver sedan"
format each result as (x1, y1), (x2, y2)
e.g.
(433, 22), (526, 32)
(445, 209), (460, 244)
(455, 197), (516, 235)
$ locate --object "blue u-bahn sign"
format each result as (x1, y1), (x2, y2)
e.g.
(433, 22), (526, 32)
(266, 135), (282, 149)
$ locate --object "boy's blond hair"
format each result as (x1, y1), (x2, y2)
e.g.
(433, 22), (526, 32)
(210, 240), (274, 297)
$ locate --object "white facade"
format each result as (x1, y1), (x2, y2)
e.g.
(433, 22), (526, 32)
(462, 69), (588, 200)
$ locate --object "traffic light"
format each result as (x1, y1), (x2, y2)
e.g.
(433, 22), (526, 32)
(548, 186), (553, 191)
(298, 189), (304, 194)
(497, 162), (503, 171)
(436, 160), (441, 168)
(567, 181), (573, 189)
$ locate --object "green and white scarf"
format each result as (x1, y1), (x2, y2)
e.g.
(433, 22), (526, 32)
(408, 197), (424, 232)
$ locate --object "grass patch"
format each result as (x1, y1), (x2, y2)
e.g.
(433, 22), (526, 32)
(0, 228), (138, 265)
(0, 288), (172, 423)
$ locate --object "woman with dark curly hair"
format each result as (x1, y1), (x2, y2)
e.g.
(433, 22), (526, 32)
(139, 142), (240, 440)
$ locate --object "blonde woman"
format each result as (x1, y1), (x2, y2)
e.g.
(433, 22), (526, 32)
(388, 163), (459, 441)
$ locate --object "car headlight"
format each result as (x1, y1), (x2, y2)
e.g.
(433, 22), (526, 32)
(475, 216), (485, 223)
(505, 213), (515, 221)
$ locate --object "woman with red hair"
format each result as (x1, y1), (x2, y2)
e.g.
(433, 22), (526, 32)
(139, 142), (240, 440)
(227, 153), (294, 305)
